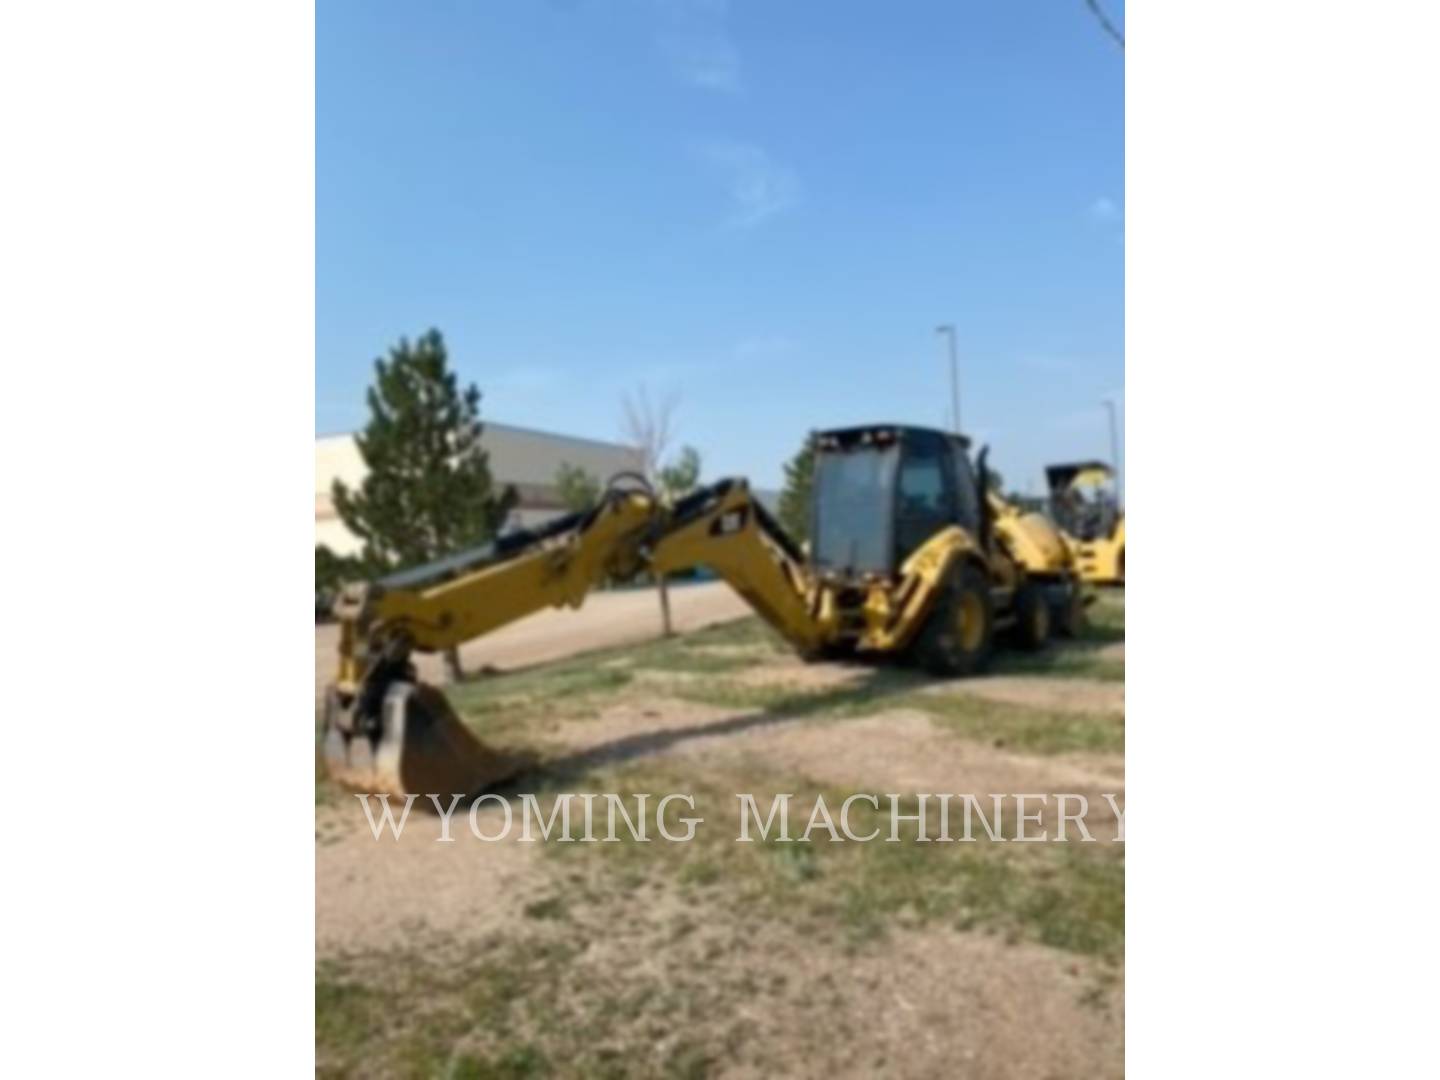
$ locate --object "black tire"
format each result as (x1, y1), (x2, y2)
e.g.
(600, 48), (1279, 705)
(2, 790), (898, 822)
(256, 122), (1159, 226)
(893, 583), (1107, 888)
(912, 561), (995, 676)
(1053, 581), (1088, 639)
(1010, 581), (1051, 651)
(801, 640), (856, 664)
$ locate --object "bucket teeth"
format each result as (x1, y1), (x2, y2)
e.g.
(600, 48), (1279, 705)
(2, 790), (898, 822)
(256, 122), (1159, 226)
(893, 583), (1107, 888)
(321, 681), (523, 799)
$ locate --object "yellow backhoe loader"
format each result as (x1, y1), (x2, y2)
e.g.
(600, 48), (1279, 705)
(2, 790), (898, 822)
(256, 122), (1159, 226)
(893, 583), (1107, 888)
(1044, 461), (1125, 585)
(322, 425), (1086, 797)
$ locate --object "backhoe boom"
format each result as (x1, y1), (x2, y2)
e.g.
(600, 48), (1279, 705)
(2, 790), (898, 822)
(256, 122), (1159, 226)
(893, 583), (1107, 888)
(323, 477), (822, 796)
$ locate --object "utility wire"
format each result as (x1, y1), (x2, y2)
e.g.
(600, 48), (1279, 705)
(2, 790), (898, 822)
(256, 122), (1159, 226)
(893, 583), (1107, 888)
(1084, 0), (1125, 50)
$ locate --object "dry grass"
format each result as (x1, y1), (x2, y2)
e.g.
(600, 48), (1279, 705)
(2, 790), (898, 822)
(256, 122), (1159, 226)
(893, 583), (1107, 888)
(316, 595), (1125, 1077)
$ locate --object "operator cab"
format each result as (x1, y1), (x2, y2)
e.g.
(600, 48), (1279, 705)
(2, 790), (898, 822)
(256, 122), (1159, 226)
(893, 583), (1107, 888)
(810, 424), (984, 579)
(1045, 461), (1120, 541)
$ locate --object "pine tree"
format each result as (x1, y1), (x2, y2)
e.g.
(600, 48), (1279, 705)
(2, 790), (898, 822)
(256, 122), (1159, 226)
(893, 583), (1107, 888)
(315, 544), (354, 620)
(777, 435), (815, 544)
(331, 329), (517, 677)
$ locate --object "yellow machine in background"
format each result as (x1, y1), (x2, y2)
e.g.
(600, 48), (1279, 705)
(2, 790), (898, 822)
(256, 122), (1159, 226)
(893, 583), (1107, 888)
(1044, 461), (1125, 586)
(323, 425), (1088, 797)
(987, 487), (1088, 637)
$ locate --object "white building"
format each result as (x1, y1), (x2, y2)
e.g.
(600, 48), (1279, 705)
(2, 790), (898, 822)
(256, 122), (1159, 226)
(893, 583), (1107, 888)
(315, 422), (644, 557)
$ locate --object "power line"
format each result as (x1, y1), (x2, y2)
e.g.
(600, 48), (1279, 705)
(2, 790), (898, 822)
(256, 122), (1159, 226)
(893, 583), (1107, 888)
(1084, 0), (1125, 50)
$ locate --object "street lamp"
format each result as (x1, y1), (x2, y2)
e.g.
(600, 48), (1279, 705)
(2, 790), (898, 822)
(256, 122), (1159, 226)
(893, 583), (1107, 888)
(1103, 398), (1121, 496)
(935, 324), (961, 435)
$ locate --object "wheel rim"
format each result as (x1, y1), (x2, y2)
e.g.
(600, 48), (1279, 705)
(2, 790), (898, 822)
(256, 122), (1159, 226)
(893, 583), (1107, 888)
(957, 592), (985, 651)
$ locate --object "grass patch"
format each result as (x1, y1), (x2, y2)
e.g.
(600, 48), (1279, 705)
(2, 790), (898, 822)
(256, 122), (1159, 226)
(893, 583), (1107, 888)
(666, 665), (924, 719)
(536, 764), (1125, 964)
(522, 895), (569, 921)
(822, 819), (1124, 955)
(442, 664), (638, 752)
(673, 617), (790, 652)
(448, 664), (635, 721)
(990, 644), (1124, 681)
(316, 941), (574, 1080)
(1090, 660), (1125, 681)
(921, 695), (1124, 754)
(442, 618), (780, 742)
(316, 749), (342, 809)
(628, 647), (756, 675)
(438, 596), (1123, 754)
(655, 667), (1123, 756)
(1085, 589), (1125, 632)
(317, 929), (764, 1079)
(613, 618), (785, 675)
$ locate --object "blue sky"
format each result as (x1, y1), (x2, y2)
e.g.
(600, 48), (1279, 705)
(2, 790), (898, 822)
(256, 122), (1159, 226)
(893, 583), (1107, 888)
(318, 0), (1123, 493)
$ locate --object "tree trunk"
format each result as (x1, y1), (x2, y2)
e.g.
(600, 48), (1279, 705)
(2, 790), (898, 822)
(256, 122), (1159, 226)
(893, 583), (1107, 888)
(657, 573), (674, 637)
(443, 645), (464, 682)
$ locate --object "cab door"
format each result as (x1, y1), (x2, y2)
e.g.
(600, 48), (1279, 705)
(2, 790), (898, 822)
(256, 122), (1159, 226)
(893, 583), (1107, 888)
(949, 440), (981, 536)
(893, 430), (959, 564)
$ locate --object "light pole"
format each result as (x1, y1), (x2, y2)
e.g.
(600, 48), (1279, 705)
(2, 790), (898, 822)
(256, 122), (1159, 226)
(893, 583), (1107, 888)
(935, 324), (961, 434)
(1103, 398), (1121, 495)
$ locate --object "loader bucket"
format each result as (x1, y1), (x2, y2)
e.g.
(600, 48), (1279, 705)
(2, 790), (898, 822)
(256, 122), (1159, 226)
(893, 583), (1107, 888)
(321, 681), (525, 800)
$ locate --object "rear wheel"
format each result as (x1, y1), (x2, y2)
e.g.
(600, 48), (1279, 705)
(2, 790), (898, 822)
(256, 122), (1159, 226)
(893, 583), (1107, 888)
(1054, 580), (1088, 638)
(1010, 581), (1050, 650)
(912, 561), (995, 676)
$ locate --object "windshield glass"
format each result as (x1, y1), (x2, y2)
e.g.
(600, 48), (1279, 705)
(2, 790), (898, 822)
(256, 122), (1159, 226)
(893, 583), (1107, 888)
(1054, 481), (1119, 540)
(812, 445), (896, 574)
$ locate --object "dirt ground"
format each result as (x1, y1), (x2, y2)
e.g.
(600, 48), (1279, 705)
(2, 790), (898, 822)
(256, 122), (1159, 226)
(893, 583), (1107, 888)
(316, 591), (1125, 1079)
(314, 581), (749, 702)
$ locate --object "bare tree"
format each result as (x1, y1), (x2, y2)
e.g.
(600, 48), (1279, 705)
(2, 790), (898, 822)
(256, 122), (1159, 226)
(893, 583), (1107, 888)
(622, 386), (680, 479)
(621, 386), (683, 635)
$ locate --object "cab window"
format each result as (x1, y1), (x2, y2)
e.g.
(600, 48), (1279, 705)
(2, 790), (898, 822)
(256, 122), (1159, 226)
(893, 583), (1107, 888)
(951, 446), (980, 534)
(895, 435), (955, 561)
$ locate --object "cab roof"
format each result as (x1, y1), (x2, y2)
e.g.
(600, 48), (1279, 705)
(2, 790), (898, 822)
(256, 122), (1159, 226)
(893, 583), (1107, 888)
(1045, 461), (1115, 490)
(814, 424), (971, 450)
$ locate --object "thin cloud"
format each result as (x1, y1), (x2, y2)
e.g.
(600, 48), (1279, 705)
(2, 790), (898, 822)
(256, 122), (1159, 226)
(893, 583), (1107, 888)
(656, 0), (741, 93)
(695, 140), (801, 228)
(1089, 195), (1121, 222)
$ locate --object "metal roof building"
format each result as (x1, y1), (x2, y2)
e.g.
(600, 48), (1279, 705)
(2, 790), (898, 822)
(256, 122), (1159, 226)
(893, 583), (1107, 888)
(315, 422), (644, 556)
